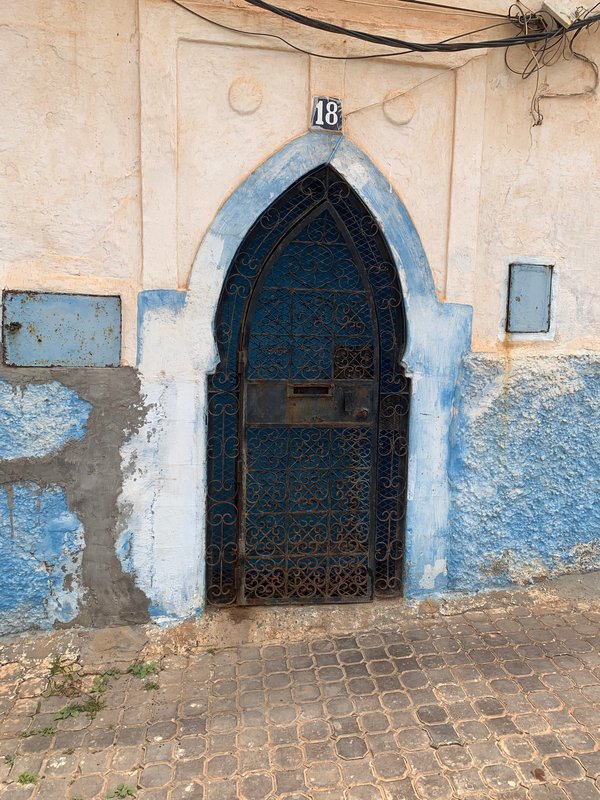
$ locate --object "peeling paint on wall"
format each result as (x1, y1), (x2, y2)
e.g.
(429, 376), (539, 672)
(448, 355), (600, 591)
(0, 482), (85, 635)
(0, 367), (150, 633)
(0, 380), (91, 460)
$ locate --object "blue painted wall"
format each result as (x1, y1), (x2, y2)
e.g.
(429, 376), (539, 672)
(0, 371), (149, 635)
(0, 483), (85, 634)
(0, 378), (92, 634)
(448, 354), (600, 591)
(0, 380), (91, 460)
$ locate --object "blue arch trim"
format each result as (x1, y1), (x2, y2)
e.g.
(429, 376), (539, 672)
(191, 132), (473, 598)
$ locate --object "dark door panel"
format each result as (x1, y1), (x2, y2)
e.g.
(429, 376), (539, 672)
(206, 166), (410, 606)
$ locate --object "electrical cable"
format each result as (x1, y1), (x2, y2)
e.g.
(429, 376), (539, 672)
(171, 0), (414, 59)
(336, 0), (508, 19)
(171, 0), (599, 125)
(240, 0), (600, 52)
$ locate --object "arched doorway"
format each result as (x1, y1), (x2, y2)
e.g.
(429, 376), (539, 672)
(206, 165), (409, 606)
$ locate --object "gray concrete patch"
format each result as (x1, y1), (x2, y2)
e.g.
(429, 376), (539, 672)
(0, 367), (150, 628)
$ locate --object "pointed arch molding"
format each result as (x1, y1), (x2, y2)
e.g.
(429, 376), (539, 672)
(132, 133), (472, 619)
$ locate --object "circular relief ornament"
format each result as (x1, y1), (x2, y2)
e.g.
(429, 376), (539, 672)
(228, 77), (263, 115)
(382, 90), (416, 125)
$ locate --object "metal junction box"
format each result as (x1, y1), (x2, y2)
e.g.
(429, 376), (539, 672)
(2, 291), (121, 367)
(506, 263), (553, 334)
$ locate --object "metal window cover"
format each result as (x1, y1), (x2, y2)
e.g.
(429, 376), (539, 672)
(2, 291), (121, 367)
(506, 263), (553, 334)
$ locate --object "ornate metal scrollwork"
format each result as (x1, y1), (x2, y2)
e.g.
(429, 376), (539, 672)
(207, 166), (409, 605)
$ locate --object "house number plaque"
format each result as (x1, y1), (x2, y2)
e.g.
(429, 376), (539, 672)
(311, 97), (343, 132)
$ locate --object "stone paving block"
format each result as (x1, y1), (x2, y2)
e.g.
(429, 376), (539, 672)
(2, 785), (35, 799)
(435, 744), (472, 770)
(68, 773), (106, 797)
(413, 773), (453, 799)
(205, 779), (238, 800)
(305, 760), (342, 789)
(515, 713), (551, 734)
(467, 740), (503, 766)
(561, 781), (600, 800)
(173, 757), (204, 784)
(271, 745), (304, 770)
(354, 694), (384, 713)
(239, 727), (268, 748)
(303, 740), (336, 763)
(578, 752), (600, 778)
(532, 733), (567, 756)
(144, 740), (174, 763)
(238, 748), (270, 773)
(239, 772), (274, 800)
(448, 767), (487, 795)
(395, 727), (430, 751)
(528, 785), (570, 800)
(205, 753), (237, 779)
(299, 719), (330, 742)
(335, 735), (368, 760)
(558, 729), (595, 752)
(270, 724), (299, 746)
(140, 762), (174, 788)
(339, 755), (375, 785)
(275, 768), (307, 794)
(175, 736), (207, 761)
(345, 784), (384, 799)
(481, 763), (521, 791)
(36, 778), (78, 799)
(366, 731), (399, 754)
(426, 723), (460, 747)
(332, 715), (360, 736)
(487, 715), (520, 736)
(372, 751), (407, 780)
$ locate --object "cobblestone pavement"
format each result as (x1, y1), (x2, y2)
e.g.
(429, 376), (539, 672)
(1, 588), (600, 799)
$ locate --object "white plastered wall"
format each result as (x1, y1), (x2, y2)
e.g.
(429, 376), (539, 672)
(3, 0), (600, 360)
(0, 0), (142, 364)
(3, 0), (600, 618)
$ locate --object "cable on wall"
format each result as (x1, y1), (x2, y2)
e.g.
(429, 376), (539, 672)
(240, 0), (600, 52)
(171, 0), (599, 122)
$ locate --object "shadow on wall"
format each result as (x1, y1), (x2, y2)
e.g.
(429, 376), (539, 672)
(448, 354), (600, 591)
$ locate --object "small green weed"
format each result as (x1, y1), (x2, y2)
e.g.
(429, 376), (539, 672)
(20, 727), (55, 738)
(91, 668), (120, 694)
(4, 754), (14, 766)
(18, 772), (37, 785)
(55, 701), (82, 720)
(45, 655), (81, 698)
(55, 697), (105, 721)
(48, 655), (67, 677)
(143, 680), (159, 691)
(107, 784), (136, 798)
(206, 647), (217, 655)
(127, 661), (156, 679)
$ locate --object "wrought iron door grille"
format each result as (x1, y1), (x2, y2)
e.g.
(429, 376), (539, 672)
(207, 166), (409, 605)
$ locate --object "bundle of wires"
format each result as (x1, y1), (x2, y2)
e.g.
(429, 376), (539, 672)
(171, 0), (600, 122)
(240, 0), (600, 53)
